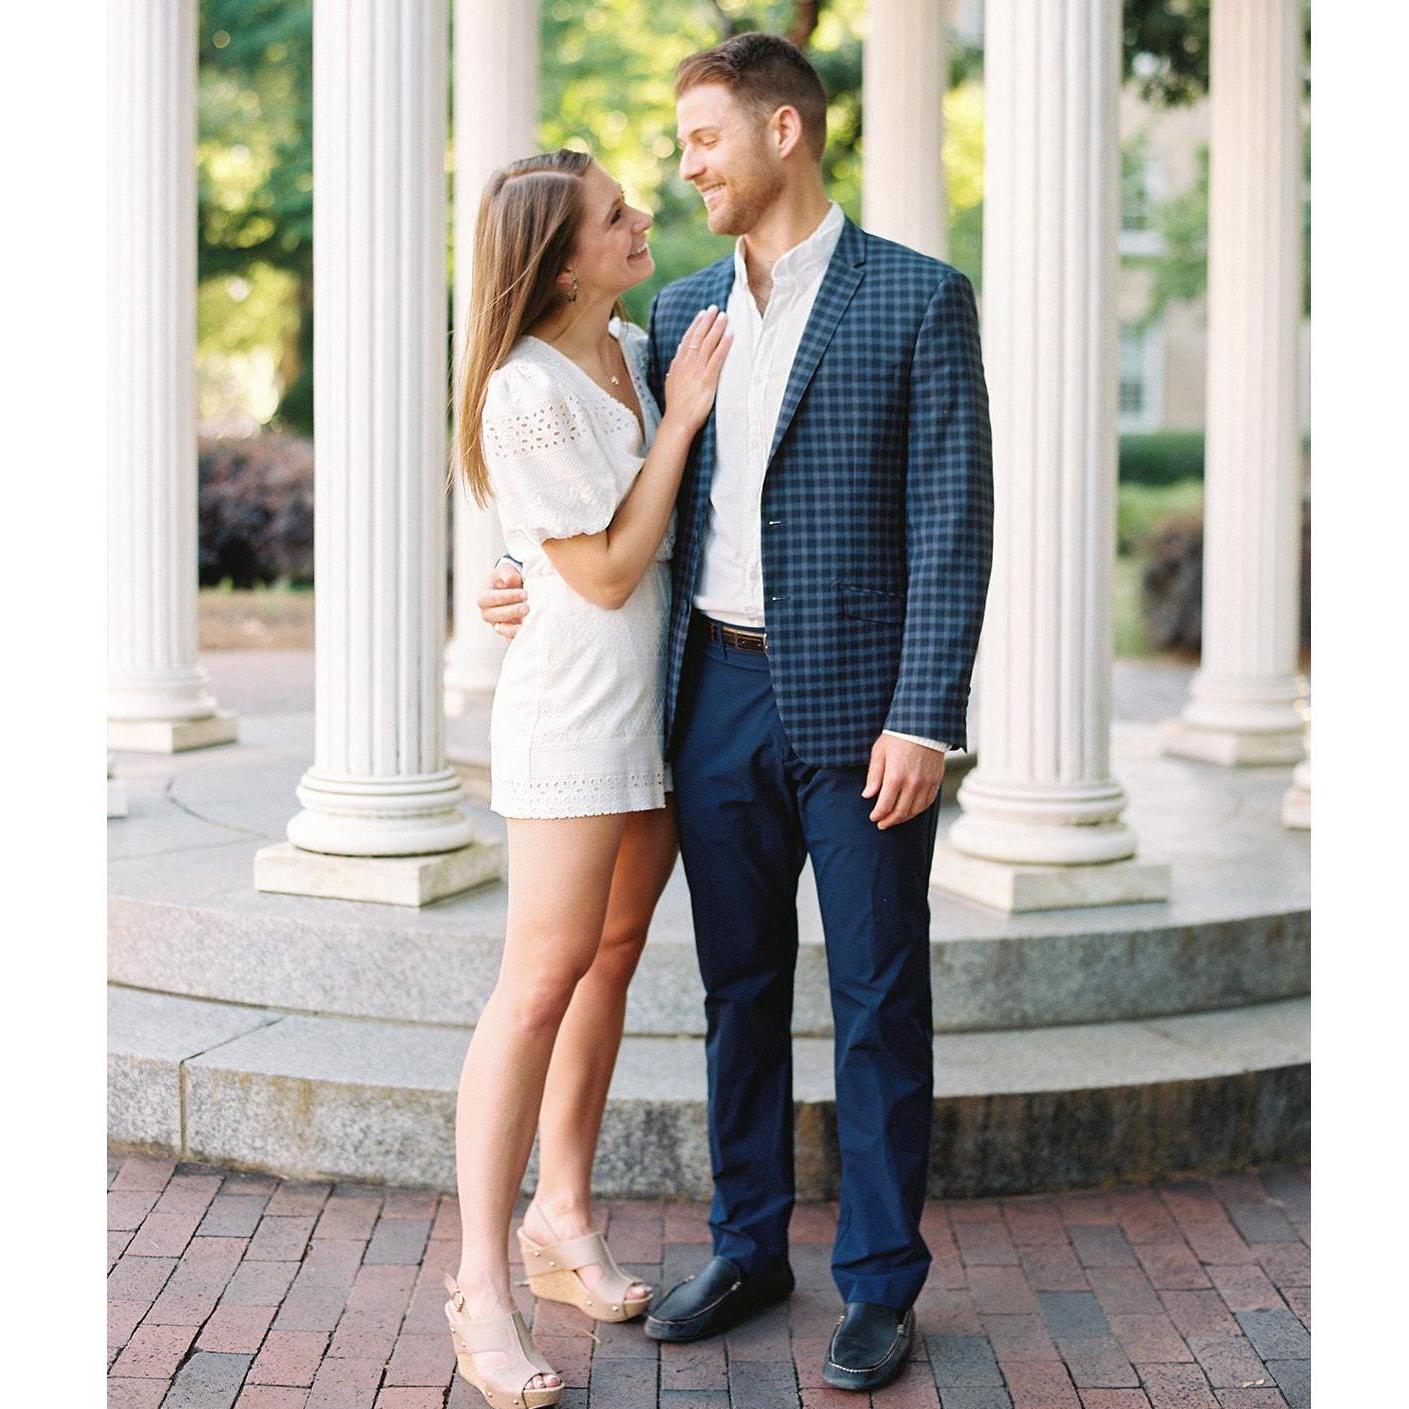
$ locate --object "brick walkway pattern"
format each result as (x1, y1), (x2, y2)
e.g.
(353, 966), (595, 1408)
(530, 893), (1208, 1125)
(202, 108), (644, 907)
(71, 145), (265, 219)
(108, 1155), (1310, 1409)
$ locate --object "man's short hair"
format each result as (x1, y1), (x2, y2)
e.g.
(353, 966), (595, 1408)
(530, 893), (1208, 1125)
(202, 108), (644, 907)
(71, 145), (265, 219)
(675, 32), (828, 160)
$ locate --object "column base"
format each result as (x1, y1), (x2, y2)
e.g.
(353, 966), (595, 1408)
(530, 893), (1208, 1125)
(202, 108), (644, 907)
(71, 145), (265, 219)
(444, 693), (493, 803)
(443, 634), (503, 720)
(109, 709), (239, 754)
(1280, 784), (1309, 830)
(444, 685), (489, 721)
(932, 841), (1171, 914)
(1281, 755), (1310, 830)
(1160, 718), (1306, 766)
(447, 755), (492, 805)
(107, 778), (129, 819)
(253, 838), (502, 908)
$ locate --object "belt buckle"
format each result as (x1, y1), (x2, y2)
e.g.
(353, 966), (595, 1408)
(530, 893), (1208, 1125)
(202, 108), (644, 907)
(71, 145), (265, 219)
(700, 616), (766, 652)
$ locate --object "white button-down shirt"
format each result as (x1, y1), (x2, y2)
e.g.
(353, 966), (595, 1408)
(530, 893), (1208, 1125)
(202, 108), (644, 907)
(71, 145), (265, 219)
(691, 202), (946, 755)
(693, 200), (844, 629)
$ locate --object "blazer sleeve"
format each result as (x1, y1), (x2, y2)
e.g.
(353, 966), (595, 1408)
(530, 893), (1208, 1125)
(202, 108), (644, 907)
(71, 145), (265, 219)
(884, 271), (994, 752)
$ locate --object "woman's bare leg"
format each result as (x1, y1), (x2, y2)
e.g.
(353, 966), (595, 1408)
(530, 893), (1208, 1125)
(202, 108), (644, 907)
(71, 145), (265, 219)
(452, 812), (628, 1393)
(521, 804), (679, 1300)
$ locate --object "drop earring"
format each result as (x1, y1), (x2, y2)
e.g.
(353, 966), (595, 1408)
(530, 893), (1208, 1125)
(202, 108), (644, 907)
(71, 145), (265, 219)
(566, 273), (579, 304)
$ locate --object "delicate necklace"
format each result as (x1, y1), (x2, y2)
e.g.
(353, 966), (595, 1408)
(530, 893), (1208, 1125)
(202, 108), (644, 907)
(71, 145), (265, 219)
(545, 326), (624, 390)
(602, 340), (623, 387)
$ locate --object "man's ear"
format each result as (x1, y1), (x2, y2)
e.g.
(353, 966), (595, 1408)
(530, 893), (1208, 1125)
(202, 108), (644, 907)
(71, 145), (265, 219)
(772, 104), (806, 161)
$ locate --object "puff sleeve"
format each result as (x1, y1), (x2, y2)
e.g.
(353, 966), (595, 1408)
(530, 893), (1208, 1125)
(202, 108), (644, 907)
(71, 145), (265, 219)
(482, 361), (635, 545)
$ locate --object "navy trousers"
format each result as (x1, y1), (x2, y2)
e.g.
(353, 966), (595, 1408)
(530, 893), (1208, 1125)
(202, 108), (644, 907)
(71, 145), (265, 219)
(671, 617), (939, 1309)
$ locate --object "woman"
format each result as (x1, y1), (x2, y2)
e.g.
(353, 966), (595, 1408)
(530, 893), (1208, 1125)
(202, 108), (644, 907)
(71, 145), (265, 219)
(445, 148), (730, 1409)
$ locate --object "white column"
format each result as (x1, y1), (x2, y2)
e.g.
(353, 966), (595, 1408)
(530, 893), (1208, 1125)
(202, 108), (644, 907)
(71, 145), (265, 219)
(108, 0), (237, 753)
(932, 0), (1168, 913)
(255, 0), (498, 908)
(443, 0), (539, 716)
(1162, 0), (1306, 765)
(862, 0), (948, 259)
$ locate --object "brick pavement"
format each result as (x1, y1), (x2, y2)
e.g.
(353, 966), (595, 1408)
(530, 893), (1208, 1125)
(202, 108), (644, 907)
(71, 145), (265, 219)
(108, 1155), (1310, 1409)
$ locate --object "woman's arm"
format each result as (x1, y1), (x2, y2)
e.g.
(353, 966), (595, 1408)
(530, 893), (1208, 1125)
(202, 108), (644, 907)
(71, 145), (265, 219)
(543, 307), (729, 609)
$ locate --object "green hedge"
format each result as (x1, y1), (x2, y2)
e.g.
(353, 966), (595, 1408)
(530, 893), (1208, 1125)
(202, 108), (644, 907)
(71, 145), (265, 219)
(1119, 431), (1205, 486)
(1119, 430), (1312, 487)
(1117, 480), (1204, 556)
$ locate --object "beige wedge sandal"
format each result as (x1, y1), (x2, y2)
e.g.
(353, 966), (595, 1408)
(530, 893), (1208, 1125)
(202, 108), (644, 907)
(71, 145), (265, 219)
(516, 1225), (654, 1322)
(443, 1274), (563, 1408)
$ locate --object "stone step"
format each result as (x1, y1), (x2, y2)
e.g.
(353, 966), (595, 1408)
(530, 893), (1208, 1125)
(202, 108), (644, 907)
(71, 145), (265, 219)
(108, 984), (1309, 1199)
(109, 715), (1310, 1035)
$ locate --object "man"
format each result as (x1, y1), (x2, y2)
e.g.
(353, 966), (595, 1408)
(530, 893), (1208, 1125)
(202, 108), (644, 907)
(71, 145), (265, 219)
(481, 32), (992, 1394)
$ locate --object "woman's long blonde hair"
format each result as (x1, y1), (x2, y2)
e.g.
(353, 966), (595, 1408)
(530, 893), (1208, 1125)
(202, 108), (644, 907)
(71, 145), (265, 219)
(453, 149), (596, 508)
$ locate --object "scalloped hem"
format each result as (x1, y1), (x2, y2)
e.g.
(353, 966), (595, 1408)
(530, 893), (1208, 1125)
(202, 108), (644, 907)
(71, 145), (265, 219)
(491, 771), (672, 820)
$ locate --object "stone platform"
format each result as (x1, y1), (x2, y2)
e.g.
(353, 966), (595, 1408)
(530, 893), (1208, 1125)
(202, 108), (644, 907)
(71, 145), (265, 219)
(108, 653), (1310, 1195)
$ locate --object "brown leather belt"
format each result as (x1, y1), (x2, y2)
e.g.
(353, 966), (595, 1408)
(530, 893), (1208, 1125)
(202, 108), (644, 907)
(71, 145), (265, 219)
(700, 617), (768, 653)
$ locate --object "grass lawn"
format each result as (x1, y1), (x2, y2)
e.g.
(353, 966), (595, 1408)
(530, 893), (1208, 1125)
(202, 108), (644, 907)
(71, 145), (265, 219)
(1114, 553), (1152, 657)
(200, 584), (314, 649)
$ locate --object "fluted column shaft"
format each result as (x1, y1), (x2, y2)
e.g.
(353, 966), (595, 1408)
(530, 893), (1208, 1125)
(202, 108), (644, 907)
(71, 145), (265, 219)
(862, 0), (948, 259)
(1167, 0), (1306, 762)
(444, 0), (539, 706)
(108, 0), (224, 730)
(946, 0), (1133, 866)
(287, 0), (472, 857)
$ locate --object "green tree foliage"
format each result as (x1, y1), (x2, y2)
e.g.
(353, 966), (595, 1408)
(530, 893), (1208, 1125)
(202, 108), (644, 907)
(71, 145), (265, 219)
(197, 0), (1246, 431)
(198, 1), (314, 431)
(1122, 0), (1212, 108)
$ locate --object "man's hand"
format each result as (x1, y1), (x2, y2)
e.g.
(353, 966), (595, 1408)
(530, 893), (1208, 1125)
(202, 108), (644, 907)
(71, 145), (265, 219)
(861, 734), (946, 830)
(477, 559), (527, 640)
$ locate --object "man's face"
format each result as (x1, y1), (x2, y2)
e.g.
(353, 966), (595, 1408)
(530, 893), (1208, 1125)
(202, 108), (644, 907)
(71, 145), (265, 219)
(676, 82), (785, 236)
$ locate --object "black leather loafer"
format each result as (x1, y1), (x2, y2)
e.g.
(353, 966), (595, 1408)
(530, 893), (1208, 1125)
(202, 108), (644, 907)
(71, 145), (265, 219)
(643, 1255), (795, 1342)
(822, 1301), (915, 1392)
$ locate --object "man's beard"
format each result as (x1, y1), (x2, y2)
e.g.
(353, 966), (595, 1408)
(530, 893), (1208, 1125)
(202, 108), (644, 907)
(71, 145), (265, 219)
(705, 163), (784, 236)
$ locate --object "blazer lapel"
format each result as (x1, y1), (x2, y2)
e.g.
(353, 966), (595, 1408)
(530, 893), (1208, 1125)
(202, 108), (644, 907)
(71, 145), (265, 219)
(766, 217), (867, 464)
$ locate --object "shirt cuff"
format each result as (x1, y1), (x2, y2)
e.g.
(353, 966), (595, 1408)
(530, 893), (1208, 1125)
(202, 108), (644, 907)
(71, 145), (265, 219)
(883, 729), (950, 753)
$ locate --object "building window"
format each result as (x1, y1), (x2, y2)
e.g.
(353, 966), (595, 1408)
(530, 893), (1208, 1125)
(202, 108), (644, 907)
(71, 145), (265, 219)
(1119, 138), (1165, 257)
(1119, 322), (1165, 433)
(1122, 145), (1153, 233)
(1119, 338), (1145, 417)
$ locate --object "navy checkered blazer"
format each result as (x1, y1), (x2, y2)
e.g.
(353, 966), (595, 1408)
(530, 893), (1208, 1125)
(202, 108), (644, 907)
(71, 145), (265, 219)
(646, 215), (993, 767)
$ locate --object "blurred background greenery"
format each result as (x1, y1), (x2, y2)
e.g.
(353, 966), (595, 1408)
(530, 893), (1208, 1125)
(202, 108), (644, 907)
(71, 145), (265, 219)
(197, 0), (1265, 438)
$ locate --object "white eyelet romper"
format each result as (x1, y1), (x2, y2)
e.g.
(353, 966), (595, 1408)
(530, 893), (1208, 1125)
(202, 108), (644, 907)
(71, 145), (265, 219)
(480, 317), (673, 819)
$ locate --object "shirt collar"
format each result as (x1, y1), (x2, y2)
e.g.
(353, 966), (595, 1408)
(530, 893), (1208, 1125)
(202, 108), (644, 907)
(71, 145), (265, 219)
(732, 200), (845, 301)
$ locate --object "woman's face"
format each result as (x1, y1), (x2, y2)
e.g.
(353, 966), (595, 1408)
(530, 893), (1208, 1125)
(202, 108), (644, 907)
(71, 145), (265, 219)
(564, 162), (654, 301)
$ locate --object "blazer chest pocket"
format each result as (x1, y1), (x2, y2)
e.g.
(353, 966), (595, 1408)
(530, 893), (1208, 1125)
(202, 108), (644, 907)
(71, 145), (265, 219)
(840, 584), (906, 626)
